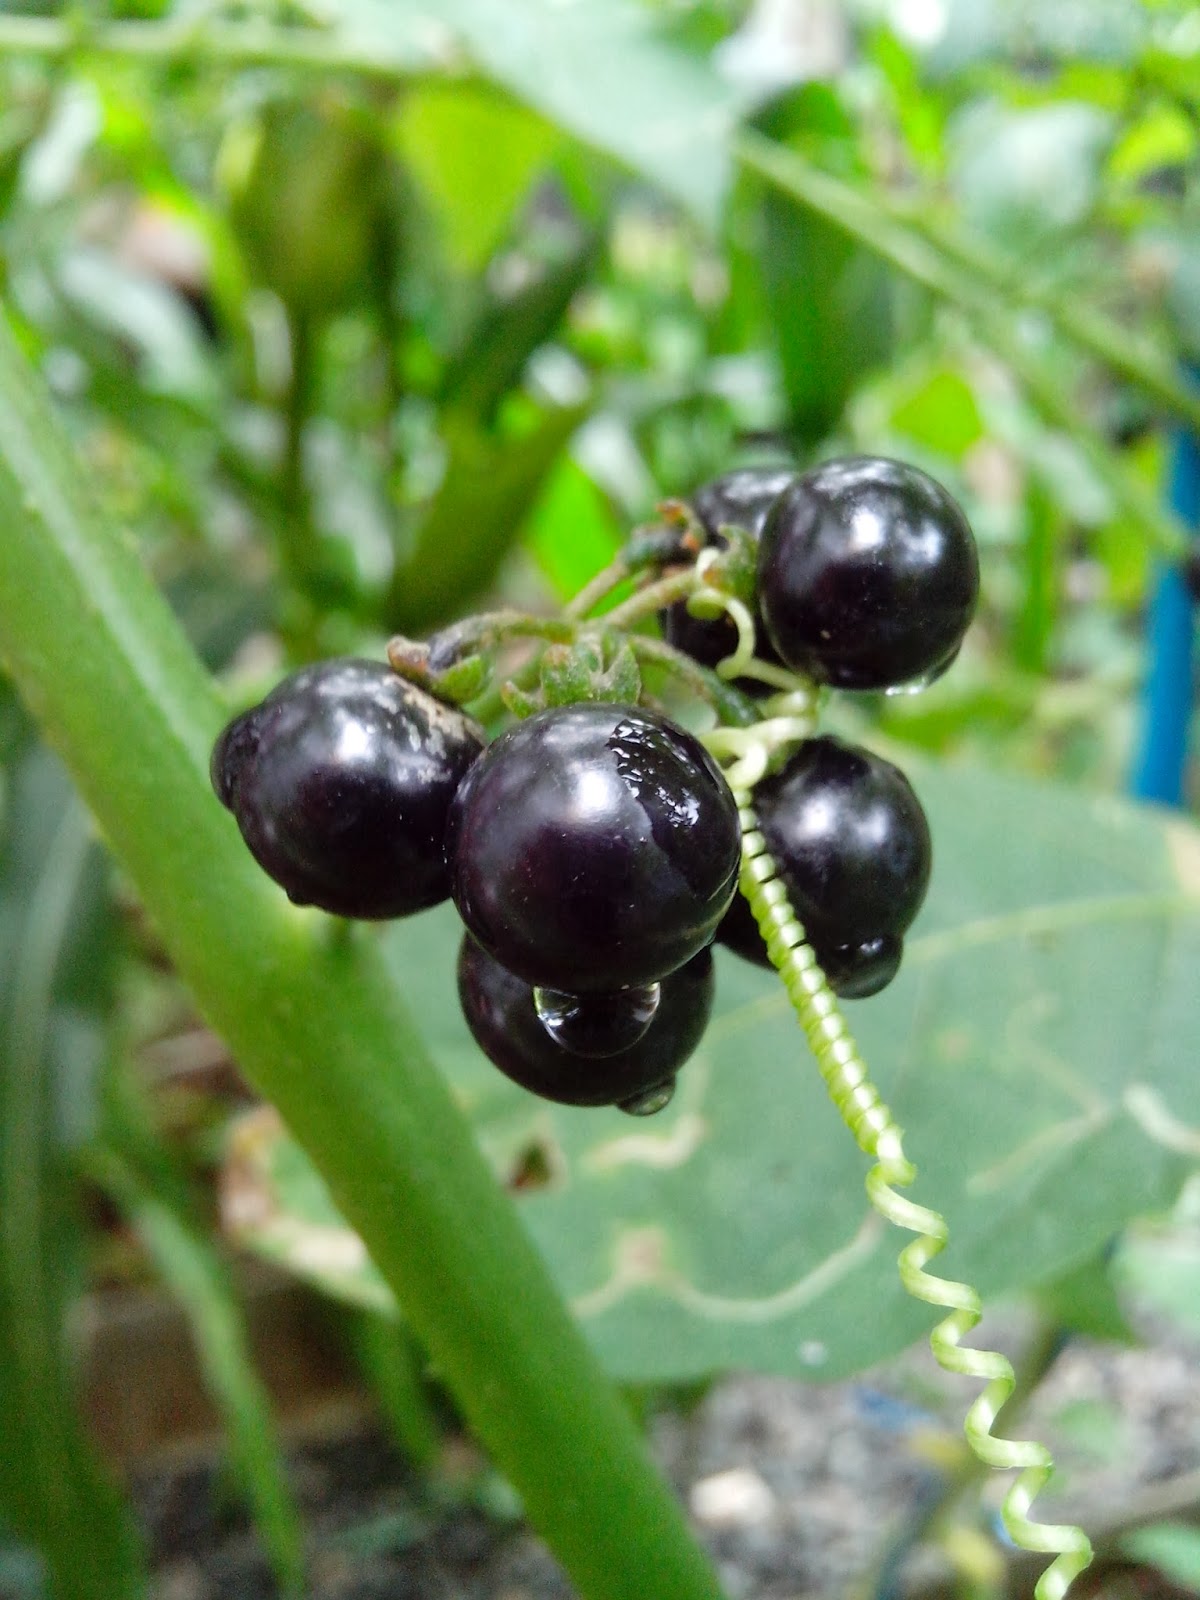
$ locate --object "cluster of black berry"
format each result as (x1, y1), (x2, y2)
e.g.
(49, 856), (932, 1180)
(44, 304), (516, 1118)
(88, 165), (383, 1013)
(212, 457), (978, 1116)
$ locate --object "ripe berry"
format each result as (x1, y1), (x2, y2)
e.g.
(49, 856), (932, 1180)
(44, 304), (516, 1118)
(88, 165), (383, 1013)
(212, 658), (484, 918)
(458, 937), (714, 1108)
(662, 468), (794, 690)
(446, 702), (741, 993)
(717, 736), (930, 995)
(757, 457), (979, 691)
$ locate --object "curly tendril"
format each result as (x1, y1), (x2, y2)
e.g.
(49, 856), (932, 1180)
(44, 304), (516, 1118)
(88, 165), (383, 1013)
(721, 730), (1093, 1600)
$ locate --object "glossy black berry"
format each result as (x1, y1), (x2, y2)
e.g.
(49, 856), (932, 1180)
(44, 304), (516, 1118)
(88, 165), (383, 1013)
(446, 702), (741, 993)
(757, 457), (979, 691)
(212, 658), (484, 918)
(458, 937), (714, 1108)
(662, 468), (794, 692)
(716, 736), (930, 995)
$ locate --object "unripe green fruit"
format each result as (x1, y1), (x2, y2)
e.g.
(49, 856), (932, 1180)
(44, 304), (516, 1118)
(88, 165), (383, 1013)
(217, 96), (384, 315)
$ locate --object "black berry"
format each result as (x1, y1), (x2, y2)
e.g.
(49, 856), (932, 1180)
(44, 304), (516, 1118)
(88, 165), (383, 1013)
(212, 657), (484, 918)
(757, 457), (979, 691)
(663, 468), (794, 691)
(716, 735), (930, 995)
(446, 702), (740, 993)
(458, 937), (714, 1108)
(1183, 546), (1200, 603)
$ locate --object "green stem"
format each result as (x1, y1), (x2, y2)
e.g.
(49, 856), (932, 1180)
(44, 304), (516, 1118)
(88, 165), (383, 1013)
(0, 308), (727, 1600)
(627, 636), (759, 727)
(0, 14), (435, 77)
(565, 556), (632, 620)
(278, 310), (318, 597)
(736, 132), (1188, 559)
(601, 568), (702, 629)
(736, 129), (1200, 439)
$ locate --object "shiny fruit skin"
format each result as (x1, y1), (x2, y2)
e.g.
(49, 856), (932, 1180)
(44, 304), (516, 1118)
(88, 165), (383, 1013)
(458, 938), (713, 1107)
(758, 456), (979, 690)
(716, 736), (930, 994)
(212, 658), (484, 919)
(446, 702), (741, 993)
(663, 467), (794, 691)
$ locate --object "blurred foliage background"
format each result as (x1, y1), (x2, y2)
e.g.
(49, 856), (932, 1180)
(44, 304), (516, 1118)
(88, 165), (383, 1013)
(3, 0), (1200, 1597)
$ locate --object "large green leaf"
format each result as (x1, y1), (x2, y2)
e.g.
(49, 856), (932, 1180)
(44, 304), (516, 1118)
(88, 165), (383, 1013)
(342, 0), (742, 225)
(0, 743), (144, 1600)
(225, 761), (1200, 1384)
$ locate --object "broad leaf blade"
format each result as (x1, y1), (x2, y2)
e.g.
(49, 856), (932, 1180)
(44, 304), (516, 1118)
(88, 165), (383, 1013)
(343, 0), (742, 226)
(224, 764), (1200, 1383)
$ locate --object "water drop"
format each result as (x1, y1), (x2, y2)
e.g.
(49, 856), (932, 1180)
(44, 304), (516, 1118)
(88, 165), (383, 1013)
(617, 1077), (676, 1117)
(534, 982), (661, 1059)
(881, 647), (959, 697)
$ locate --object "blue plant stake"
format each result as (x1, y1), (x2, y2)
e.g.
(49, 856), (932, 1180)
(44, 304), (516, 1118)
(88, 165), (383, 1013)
(1130, 417), (1200, 806)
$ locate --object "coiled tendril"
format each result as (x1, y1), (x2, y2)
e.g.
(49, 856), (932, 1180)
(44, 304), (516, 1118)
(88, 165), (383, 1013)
(709, 678), (1092, 1600)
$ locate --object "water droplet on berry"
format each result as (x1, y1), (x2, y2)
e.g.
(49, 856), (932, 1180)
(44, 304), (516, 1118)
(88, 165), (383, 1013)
(882, 671), (937, 698)
(617, 1077), (676, 1117)
(534, 983), (662, 1059)
(881, 646), (960, 698)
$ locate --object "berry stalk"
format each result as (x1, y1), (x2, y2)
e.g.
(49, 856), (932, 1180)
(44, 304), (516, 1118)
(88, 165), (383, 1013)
(731, 775), (1093, 1600)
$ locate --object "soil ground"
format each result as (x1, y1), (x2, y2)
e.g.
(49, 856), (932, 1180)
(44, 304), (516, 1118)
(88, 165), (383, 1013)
(131, 1303), (1200, 1600)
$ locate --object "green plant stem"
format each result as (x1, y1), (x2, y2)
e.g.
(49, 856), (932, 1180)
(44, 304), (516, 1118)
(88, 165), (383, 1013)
(627, 636), (759, 727)
(0, 308), (727, 1600)
(736, 129), (1200, 439)
(0, 14), (435, 76)
(278, 310), (319, 599)
(736, 131), (1188, 559)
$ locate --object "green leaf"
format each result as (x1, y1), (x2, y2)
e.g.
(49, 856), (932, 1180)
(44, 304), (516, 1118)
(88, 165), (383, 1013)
(89, 1084), (304, 1597)
(524, 455), (624, 602)
(342, 0), (742, 226)
(0, 745), (145, 1600)
(399, 84), (562, 270)
(1115, 1223), (1200, 1339)
(441, 230), (598, 424)
(227, 764), (1200, 1384)
(948, 101), (1114, 248)
(385, 401), (585, 631)
(1122, 1523), (1200, 1589)
(1032, 1248), (1136, 1345)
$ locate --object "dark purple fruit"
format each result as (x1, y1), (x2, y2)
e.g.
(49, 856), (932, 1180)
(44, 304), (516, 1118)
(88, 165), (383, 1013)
(212, 657), (484, 918)
(662, 467), (795, 692)
(446, 702), (740, 993)
(757, 457), (979, 691)
(458, 937), (714, 1108)
(716, 736), (930, 996)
